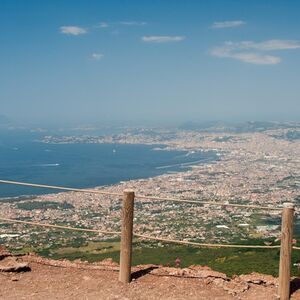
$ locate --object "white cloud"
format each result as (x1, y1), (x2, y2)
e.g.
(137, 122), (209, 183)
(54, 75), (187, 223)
(60, 26), (87, 35)
(120, 21), (147, 26)
(233, 40), (300, 51)
(211, 39), (300, 65)
(212, 20), (245, 29)
(91, 53), (104, 60)
(231, 52), (280, 65)
(211, 47), (280, 65)
(98, 22), (109, 28)
(142, 36), (186, 43)
(95, 21), (147, 29)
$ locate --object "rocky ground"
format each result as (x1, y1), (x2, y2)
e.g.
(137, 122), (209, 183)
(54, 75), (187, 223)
(1, 249), (300, 300)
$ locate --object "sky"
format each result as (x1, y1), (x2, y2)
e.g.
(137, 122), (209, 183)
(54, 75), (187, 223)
(0, 0), (300, 125)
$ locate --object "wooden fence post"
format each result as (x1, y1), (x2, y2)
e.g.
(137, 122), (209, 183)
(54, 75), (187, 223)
(278, 202), (294, 300)
(119, 190), (135, 283)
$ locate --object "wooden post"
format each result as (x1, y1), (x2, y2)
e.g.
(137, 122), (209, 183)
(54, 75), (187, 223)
(278, 202), (294, 300)
(119, 190), (135, 283)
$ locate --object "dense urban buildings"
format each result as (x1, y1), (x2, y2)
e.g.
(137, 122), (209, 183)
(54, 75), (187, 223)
(1, 123), (299, 252)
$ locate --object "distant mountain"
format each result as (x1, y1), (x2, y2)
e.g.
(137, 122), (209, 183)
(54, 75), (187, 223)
(179, 121), (225, 131)
(179, 121), (299, 133)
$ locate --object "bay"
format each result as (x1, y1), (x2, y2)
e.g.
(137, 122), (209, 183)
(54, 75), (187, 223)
(0, 131), (218, 198)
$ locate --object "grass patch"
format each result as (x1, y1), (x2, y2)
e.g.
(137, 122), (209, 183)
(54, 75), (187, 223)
(32, 240), (300, 277)
(16, 201), (74, 210)
(53, 241), (120, 255)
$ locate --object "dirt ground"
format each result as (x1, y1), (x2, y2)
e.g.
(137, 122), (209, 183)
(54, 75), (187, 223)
(1, 254), (300, 300)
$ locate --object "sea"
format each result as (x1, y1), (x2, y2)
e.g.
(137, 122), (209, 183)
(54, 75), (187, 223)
(0, 129), (219, 198)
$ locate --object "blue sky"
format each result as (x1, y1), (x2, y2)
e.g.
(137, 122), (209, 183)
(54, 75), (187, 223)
(0, 0), (299, 125)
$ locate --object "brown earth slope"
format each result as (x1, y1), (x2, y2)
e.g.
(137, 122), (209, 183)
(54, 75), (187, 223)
(1, 253), (300, 300)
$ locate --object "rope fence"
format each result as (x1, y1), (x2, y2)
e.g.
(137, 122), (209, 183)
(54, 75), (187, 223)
(0, 217), (283, 249)
(0, 217), (120, 236)
(133, 233), (282, 249)
(0, 179), (297, 299)
(0, 179), (282, 210)
(0, 179), (122, 197)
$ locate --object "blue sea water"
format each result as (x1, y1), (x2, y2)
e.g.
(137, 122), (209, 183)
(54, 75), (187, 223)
(0, 130), (218, 198)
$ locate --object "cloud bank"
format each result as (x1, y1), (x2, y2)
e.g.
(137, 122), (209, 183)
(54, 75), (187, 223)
(211, 40), (300, 64)
(120, 21), (147, 26)
(91, 53), (104, 60)
(212, 20), (245, 29)
(60, 26), (87, 35)
(142, 36), (186, 43)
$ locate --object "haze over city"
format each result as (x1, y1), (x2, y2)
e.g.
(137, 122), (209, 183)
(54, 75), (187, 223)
(1, 0), (300, 125)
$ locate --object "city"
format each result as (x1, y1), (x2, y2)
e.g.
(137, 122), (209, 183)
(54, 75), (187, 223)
(1, 124), (299, 253)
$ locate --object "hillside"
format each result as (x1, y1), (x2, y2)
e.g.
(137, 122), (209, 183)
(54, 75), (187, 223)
(1, 251), (300, 299)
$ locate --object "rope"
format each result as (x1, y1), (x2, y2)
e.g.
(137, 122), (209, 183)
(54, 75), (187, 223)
(0, 217), (120, 235)
(0, 180), (123, 197)
(0, 179), (282, 210)
(0, 217), (289, 250)
(133, 233), (281, 249)
(134, 194), (281, 210)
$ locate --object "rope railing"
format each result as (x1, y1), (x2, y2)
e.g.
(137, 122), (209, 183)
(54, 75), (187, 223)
(0, 179), (296, 298)
(133, 232), (282, 249)
(0, 217), (120, 235)
(0, 179), (282, 210)
(135, 194), (282, 210)
(0, 179), (122, 197)
(0, 217), (283, 249)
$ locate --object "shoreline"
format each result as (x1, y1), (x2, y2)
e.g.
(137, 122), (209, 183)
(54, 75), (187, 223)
(1, 128), (299, 252)
(0, 144), (221, 200)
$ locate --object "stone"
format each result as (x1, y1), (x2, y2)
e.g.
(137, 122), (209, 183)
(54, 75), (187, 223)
(0, 257), (31, 273)
(11, 276), (19, 281)
(223, 279), (249, 295)
(239, 272), (278, 286)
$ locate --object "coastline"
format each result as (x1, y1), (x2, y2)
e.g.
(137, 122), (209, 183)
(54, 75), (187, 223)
(0, 141), (220, 200)
(1, 127), (299, 254)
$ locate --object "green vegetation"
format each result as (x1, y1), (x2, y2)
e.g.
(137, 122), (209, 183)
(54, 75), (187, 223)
(53, 241), (120, 255)
(250, 213), (281, 226)
(13, 240), (298, 277)
(16, 201), (74, 210)
(0, 195), (38, 203)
